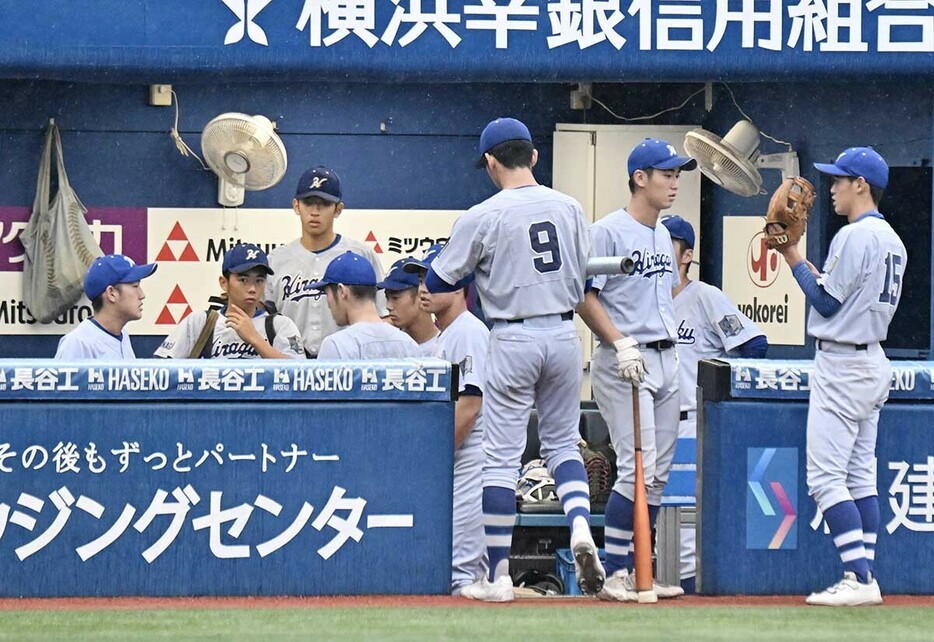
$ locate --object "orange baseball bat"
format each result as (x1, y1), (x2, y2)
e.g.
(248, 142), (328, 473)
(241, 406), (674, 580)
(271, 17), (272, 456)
(631, 382), (657, 603)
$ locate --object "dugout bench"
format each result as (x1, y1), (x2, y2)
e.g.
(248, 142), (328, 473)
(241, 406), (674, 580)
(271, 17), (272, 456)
(511, 401), (696, 591)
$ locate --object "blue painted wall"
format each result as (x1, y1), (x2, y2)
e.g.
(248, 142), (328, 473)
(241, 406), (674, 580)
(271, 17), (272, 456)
(0, 79), (930, 358)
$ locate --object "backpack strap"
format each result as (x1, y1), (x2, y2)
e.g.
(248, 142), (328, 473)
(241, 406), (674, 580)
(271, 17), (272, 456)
(265, 312), (278, 346)
(189, 309), (219, 359)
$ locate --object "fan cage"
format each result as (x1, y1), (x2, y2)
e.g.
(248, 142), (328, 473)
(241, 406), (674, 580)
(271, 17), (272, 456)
(201, 115), (287, 191)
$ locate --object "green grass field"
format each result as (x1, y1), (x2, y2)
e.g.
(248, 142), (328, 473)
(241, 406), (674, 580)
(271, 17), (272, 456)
(0, 606), (931, 641)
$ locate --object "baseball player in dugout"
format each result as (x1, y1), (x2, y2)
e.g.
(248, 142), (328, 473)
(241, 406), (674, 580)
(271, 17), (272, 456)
(304, 250), (420, 359)
(379, 256), (440, 356)
(405, 243), (488, 595)
(773, 147), (906, 607)
(54, 254), (157, 360)
(425, 117), (604, 602)
(266, 166), (387, 358)
(577, 138), (695, 602)
(662, 214), (768, 593)
(154, 243), (305, 360)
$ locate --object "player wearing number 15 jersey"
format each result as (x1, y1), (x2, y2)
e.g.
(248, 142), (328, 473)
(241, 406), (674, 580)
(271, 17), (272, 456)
(426, 117), (604, 602)
(775, 147), (907, 606)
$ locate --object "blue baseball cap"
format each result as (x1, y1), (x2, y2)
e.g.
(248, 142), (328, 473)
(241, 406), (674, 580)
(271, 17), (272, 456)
(661, 215), (695, 250)
(295, 166), (342, 202)
(304, 251), (376, 291)
(402, 243), (445, 273)
(476, 117), (532, 168)
(627, 138), (697, 176)
(377, 257), (421, 291)
(222, 243), (273, 275)
(84, 254), (158, 299)
(814, 147), (889, 189)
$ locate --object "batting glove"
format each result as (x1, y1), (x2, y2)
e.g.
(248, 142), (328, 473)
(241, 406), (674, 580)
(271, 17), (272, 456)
(612, 337), (646, 384)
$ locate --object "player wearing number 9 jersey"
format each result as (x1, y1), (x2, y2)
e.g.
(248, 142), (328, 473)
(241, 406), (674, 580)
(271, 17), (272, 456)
(427, 117), (604, 602)
(775, 146), (907, 607)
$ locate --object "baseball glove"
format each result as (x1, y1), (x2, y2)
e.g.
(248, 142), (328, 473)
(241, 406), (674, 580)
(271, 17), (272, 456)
(763, 176), (815, 250)
(579, 439), (612, 505)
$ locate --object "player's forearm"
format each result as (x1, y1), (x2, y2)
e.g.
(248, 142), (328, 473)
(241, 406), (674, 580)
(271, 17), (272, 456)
(245, 336), (289, 359)
(453, 395), (481, 450)
(791, 262), (843, 317)
(577, 291), (624, 344)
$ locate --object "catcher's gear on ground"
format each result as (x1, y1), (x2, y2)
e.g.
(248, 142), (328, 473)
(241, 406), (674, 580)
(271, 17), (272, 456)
(764, 176), (815, 250)
(516, 459), (558, 503)
(612, 337), (646, 384)
(579, 439), (612, 504)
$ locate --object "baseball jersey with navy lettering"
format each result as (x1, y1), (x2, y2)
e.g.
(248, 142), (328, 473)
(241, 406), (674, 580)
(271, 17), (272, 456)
(591, 208), (680, 344)
(431, 185), (589, 320)
(810, 214), (907, 343)
(154, 309), (305, 359)
(317, 322), (421, 359)
(267, 235), (388, 356)
(674, 281), (763, 412)
(54, 318), (136, 360)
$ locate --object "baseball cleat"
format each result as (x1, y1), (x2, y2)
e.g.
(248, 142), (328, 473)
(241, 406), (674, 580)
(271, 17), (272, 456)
(460, 575), (515, 603)
(805, 572), (883, 607)
(652, 580), (685, 599)
(597, 569), (638, 602)
(570, 530), (606, 595)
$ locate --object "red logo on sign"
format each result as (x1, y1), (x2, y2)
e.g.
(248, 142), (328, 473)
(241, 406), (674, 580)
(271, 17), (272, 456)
(155, 285), (193, 325)
(365, 230), (383, 254)
(747, 231), (781, 288)
(155, 222), (199, 262)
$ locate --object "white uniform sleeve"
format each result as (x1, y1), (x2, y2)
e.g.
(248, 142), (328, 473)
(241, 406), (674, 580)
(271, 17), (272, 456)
(818, 230), (866, 305)
(431, 210), (485, 285)
(445, 325), (487, 394)
(272, 315), (307, 359)
(154, 313), (205, 359)
(699, 287), (763, 353)
(589, 223), (614, 291)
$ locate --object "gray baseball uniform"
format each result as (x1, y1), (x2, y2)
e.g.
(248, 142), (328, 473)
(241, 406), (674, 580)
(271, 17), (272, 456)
(154, 309), (305, 359)
(267, 236), (388, 357)
(431, 184), (589, 488)
(437, 310), (489, 592)
(317, 321), (421, 359)
(590, 208), (680, 507)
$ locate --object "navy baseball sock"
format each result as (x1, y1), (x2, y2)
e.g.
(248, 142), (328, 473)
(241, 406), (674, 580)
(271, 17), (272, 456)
(855, 496), (880, 575)
(482, 486), (516, 582)
(823, 501), (870, 583)
(553, 459), (592, 531)
(603, 490), (634, 575)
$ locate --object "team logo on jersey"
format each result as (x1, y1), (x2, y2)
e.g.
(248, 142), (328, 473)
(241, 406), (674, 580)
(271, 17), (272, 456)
(287, 335), (303, 354)
(212, 340), (259, 358)
(280, 274), (325, 302)
(629, 249), (673, 279)
(718, 315), (744, 338)
(458, 355), (473, 376)
(676, 320), (695, 345)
